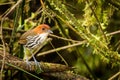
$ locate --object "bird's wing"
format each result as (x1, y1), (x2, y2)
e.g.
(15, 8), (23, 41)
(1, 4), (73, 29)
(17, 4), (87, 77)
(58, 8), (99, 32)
(18, 30), (36, 45)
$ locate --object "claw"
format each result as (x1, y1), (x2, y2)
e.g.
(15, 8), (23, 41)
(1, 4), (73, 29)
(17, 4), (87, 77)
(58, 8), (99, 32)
(25, 58), (32, 70)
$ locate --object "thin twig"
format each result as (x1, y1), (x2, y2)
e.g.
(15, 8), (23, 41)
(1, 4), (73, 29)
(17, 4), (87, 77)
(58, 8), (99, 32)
(0, 2), (15, 6)
(40, 0), (45, 9)
(0, 21), (6, 80)
(37, 40), (87, 56)
(49, 41), (68, 66)
(106, 30), (120, 36)
(49, 34), (80, 43)
(2, 27), (25, 33)
(108, 71), (120, 80)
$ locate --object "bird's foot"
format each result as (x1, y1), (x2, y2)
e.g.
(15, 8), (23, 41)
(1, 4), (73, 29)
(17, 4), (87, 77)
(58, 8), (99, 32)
(31, 54), (43, 73)
(25, 60), (32, 70)
(34, 59), (43, 73)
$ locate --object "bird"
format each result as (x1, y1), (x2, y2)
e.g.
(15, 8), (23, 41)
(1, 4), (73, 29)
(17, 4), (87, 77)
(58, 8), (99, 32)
(18, 24), (53, 71)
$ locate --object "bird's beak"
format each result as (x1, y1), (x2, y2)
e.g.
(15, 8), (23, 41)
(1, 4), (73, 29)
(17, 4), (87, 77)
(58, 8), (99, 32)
(47, 30), (53, 34)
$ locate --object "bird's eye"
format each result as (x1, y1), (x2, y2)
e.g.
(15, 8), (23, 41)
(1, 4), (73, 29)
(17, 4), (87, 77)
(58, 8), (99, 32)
(42, 28), (45, 30)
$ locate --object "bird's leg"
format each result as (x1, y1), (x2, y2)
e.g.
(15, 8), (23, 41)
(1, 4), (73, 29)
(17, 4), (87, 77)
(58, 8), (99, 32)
(24, 57), (32, 70)
(30, 50), (43, 73)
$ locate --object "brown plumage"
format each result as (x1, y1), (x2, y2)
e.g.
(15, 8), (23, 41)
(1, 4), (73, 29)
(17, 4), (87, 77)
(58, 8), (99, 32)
(18, 24), (52, 47)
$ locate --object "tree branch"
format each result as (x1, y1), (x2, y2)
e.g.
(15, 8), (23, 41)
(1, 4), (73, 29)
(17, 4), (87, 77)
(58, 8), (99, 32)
(0, 50), (89, 80)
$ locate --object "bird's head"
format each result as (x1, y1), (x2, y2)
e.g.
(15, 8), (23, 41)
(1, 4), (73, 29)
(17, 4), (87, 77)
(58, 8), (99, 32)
(33, 24), (53, 34)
